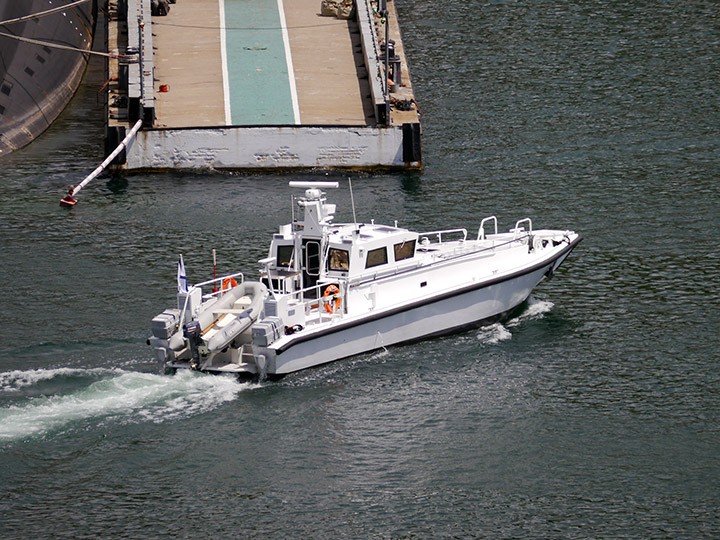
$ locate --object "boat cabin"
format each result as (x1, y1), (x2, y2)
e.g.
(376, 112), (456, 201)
(259, 185), (419, 298)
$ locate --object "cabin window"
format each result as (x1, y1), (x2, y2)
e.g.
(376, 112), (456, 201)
(365, 247), (388, 269)
(328, 248), (349, 271)
(394, 239), (416, 261)
(277, 245), (294, 268)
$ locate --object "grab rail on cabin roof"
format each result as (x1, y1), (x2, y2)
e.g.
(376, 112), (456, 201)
(478, 216), (498, 240)
(513, 218), (533, 237)
(417, 228), (468, 244)
(346, 234), (527, 288)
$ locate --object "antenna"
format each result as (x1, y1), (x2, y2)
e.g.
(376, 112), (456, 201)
(348, 177), (358, 230)
(290, 194), (295, 229)
(288, 181), (339, 189)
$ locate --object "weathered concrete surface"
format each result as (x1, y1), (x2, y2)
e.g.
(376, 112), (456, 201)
(127, 125), (406, 169)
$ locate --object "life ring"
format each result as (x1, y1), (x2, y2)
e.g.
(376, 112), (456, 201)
(222, 277), (238, 291)
(323, 284), (341, 313)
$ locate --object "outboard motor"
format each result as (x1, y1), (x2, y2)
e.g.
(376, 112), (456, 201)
(184, 320), (202, 369)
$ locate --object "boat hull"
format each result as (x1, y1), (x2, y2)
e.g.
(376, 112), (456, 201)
(264, 240), (578, 375)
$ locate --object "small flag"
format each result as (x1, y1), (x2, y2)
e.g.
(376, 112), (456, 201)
(177, 255), (188, 293)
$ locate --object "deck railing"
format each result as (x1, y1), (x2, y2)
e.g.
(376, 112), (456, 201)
(196, 272), (246, 300)
(478, 216), (498, 240)
(512, 218), (533, 237)
(268, 279), (347, 324)
(418, 228), (468, 245)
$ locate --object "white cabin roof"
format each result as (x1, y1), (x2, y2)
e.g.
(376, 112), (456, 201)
(326, 223), (417, 245)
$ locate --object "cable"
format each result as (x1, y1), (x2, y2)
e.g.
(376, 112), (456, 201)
(0, 31), (120, 58)
(0, 0), (93, 26)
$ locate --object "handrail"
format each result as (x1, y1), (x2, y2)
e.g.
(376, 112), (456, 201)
(513, 218), (532, 234)
(418, 228), (468, 244)
(478, 216), (498, 240)
(179, 272), (245, 328)
(347, 235), (525, 288)
(195, 272), (245, 293)
(275, 280), (346, 322)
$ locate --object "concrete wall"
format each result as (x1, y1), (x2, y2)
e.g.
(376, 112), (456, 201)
(123, 125), (418, 170)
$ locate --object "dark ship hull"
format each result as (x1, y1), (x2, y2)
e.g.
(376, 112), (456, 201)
(0, 0), (96, 158)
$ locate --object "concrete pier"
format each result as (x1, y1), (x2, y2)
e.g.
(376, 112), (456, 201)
(106, 0), (421, 170)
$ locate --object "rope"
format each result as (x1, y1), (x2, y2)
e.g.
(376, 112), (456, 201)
(0, 31), (120, 58)
(0, 0), (93, 26)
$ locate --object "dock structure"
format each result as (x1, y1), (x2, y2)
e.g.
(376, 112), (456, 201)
(105, 0), (421, 170)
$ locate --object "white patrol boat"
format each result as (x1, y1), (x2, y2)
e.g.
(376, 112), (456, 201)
(149, 181), (582, 378)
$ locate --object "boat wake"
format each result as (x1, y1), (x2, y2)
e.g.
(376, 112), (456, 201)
(476, 323), (514, 345)
(0, 368), (255, 443)
(0, 367), (124, 392)
(476, 296), (555, 345)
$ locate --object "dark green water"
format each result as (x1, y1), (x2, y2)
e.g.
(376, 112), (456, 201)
(1, 1), (719, 538)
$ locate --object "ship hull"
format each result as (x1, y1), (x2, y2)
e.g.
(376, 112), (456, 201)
(0, 0), (96, 157)
(264, 243), (578, 375)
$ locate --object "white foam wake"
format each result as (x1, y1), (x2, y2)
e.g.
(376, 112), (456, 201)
(476, 322), (513, 345)
(476, 296), (555, 344)
(0, 369), (254, 442)
(506, 296), (554, 328)
(0, 367), (124, 392)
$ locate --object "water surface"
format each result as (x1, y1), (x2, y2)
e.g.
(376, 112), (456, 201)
(1, 1), (719, 538)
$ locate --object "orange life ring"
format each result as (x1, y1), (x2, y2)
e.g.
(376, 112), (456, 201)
(323, 284), (341, 313)
(222, 277), (238, 291)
